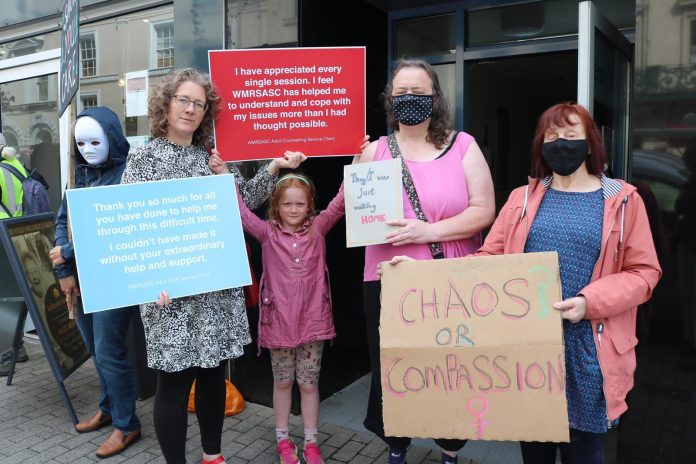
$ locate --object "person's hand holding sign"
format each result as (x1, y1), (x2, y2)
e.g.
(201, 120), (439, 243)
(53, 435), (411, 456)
(208, 149), (307, 175)
(268, 151), (307, 173)
(553, 296), (588, 323)
(208, 148), (229, 174)
(385, 218), (434, 246)
(156, 290), (171, 307)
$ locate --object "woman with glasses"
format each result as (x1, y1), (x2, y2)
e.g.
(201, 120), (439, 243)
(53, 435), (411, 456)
(121, 68), (303, 464)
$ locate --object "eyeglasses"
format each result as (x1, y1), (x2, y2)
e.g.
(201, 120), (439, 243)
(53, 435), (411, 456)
(172, 95), (208, 112)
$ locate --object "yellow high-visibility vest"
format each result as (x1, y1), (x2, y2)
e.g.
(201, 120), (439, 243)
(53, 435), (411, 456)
(0, 158), (28, 219)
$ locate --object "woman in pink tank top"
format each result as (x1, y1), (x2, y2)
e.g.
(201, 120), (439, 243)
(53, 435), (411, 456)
(354, 59), (495, 464)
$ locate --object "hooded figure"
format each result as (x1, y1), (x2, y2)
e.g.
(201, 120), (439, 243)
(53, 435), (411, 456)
(53, 106), (129, 276)
(51, 107), (142, 457)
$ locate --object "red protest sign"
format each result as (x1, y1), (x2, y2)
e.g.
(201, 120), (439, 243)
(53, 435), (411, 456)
(208, 47), (365, 161)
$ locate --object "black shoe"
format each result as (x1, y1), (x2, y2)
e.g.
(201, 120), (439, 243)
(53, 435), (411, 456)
(387, 447), (407, 464)
(0, 344), (29, 376)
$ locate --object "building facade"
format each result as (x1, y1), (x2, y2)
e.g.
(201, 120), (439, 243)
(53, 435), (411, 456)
(1, 1), (693, 461)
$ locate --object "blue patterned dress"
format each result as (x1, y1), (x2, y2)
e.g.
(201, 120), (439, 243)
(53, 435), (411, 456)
(524, 187), (610, 433)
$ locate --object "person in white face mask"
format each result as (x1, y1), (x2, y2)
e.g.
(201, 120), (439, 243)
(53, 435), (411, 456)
(49, 107), (142, 458)
(74, 116), (111, 166)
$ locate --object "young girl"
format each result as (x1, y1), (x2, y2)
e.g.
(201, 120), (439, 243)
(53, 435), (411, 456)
(250, 173), (345, 464)
(211, 154), (344, 464)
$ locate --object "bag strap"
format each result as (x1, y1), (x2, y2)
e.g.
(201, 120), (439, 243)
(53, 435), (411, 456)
(0, 162), (27, 182)
(0, 197), (12, 217)
(387, 133), (444, 259)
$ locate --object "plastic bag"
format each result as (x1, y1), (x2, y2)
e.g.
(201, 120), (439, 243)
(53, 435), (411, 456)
(187, 379), (245, 416)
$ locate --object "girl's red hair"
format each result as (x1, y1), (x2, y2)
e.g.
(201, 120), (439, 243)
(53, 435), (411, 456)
(267, 175), (316, 223)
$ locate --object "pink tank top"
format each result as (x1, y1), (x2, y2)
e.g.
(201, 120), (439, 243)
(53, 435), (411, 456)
(363, 132), (481, 281)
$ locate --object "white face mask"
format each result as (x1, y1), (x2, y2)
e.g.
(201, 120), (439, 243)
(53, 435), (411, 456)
(74, 116), (109, 166)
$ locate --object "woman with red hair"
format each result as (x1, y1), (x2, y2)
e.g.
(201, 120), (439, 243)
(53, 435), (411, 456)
(476, 102), (662, 462)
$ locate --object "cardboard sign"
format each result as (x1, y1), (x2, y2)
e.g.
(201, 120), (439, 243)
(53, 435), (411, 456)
(344, 159), (403, 247)
(209, 47), (366, 161)
(380, 252), (569, 442)
(66, 175), (251, 313)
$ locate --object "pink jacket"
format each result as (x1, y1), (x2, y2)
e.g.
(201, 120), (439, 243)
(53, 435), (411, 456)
(238, 185), (344, 350)
(478, 175), (662, 420)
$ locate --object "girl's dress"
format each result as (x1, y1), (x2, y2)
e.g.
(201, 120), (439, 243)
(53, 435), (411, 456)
(237, 185), (344, 349)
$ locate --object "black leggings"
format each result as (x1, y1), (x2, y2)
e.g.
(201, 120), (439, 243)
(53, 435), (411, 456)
(521, 428), (604, 464)
(153, 363), (226, 463)
(363, 281), (467, 452)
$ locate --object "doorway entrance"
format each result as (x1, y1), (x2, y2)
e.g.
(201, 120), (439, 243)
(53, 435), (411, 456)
(466, 52), (577, 205)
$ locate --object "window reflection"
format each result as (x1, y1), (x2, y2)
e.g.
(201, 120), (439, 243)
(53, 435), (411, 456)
(628, 5), (696, 461)
(70, 5), (174, 144)
(467, 0), (635, 47)
(1, 74), (61, 210)
(226, 0), (298, 49)
(225, 0), (298, 173)
(0, 32), (61, 60)
(432, 63), (455, 126)
(394, 14), (456, 58)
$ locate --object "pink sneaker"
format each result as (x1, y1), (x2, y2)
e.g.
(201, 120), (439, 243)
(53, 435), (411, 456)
(201, 456), (226, 464)
(302, 443), (325, 464)
(277, 438), (300, 464)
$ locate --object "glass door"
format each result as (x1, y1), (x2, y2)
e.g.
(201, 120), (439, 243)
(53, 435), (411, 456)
(0, 50), (66, 212)
(1, 50), (67, 333)
(577, 0), (633, 180)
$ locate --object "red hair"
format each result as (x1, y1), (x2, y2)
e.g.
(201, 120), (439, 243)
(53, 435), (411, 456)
(531, 102), (606, 178)
(267, 175), (316, 223)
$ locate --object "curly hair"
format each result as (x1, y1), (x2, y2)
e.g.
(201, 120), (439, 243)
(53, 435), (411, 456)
(384, 58), (452, 149)
(267, 174), (316, 224)
(148, 68), (221, 146)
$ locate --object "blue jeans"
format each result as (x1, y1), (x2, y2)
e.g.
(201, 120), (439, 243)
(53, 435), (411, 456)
(76, 300), (141, 433)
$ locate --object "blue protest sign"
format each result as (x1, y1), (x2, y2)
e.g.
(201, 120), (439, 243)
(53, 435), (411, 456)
(66, 175), (250, 313)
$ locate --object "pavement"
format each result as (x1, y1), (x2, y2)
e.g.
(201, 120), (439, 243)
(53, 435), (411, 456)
(0, 338), (488, 464)
(5, 337), (695, 463)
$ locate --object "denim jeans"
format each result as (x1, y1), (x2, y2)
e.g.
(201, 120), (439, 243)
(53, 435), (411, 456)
(76, 300), (141, 433)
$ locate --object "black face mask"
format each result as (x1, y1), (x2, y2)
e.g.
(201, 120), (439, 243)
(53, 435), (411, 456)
(391, 94), (433, 126)
(541, 138), (589, 176)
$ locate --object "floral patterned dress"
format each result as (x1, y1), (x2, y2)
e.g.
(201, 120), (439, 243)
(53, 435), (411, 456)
(121, 137), (276, 372)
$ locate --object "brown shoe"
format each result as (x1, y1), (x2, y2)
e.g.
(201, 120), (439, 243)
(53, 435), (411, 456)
(75, 410), (112, 433)
(95, 429), (141, 459)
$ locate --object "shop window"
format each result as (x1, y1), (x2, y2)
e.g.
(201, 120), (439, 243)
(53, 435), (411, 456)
(394, 14), (456, 58)
(80, 33), (97, 77)
(154, 21), (174, 68)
